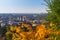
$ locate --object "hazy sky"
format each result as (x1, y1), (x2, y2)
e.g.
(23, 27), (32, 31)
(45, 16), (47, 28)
(0, 0), (48, 13)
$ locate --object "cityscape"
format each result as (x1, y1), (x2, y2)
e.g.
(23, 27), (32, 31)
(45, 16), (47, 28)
(0, 0), (60, 40)
(0, 13), (47, 28)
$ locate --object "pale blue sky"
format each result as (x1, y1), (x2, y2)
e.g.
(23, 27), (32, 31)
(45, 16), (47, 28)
(0, 0), (48, 13)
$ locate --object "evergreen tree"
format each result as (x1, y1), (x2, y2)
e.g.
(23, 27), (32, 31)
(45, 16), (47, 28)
(45, 0), (60, 30)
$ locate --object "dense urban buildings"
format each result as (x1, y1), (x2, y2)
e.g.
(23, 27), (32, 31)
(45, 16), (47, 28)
(0, 13), (47, 27)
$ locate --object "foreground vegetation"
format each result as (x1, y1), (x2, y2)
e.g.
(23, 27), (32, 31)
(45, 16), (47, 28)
(0, 22), (60, 40)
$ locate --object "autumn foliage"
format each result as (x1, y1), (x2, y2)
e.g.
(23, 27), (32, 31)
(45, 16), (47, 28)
(5, 22), (60, 40)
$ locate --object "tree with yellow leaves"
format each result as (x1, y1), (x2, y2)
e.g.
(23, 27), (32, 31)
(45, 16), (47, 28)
(35, 23), (46, 40)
